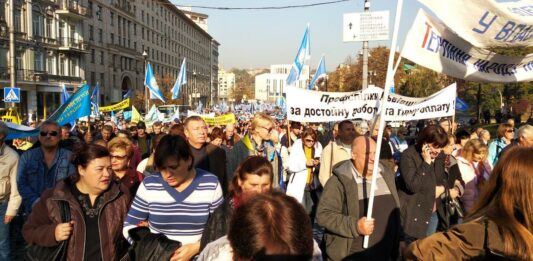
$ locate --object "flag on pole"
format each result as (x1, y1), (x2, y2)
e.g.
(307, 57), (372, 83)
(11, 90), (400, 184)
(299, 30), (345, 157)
(172, 58), (187, 100)
(123, 89), (132, 99)
(91, 83), (100, 116)
(456, 97), (469, 112)
(60, 84), (70, 105)
(144, 62), (166, 102)
(48, 84), (92, 126)
(308, 55), (326, 90)
(197, 100), (203, 113)
(286, 24), (311, 86)
(131, 106), (142, 123)
(110, 111), (118, 125)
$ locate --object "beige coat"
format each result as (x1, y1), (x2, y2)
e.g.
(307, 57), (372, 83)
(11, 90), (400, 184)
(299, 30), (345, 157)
(0, 143), (21, 216)
(318, 140), (351, 187)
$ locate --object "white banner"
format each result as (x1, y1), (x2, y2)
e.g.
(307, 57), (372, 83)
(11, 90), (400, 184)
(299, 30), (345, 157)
(286, 83), (456, 122)
(402, 9), (533, 83)
(384, 83), (456, 121)
(418, 0), (533, 48)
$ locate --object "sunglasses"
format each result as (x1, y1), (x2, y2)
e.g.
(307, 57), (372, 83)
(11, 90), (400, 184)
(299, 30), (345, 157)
(110, 154), (128, 160)
(40, 131), (59, 137)
(259, 126), (273, 133)
(304, 139), (315, 143)
(506, 129), (514, 133)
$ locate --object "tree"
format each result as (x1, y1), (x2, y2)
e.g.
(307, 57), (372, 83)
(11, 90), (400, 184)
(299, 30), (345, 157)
(397, 66), (454, 97)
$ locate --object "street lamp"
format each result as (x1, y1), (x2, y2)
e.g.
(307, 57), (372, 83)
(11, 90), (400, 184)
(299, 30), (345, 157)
(193, 70), (197, 107)
(142, 50), (148, 113)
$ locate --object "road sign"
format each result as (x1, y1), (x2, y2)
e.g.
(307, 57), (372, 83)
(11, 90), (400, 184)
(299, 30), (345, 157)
(3, 87), (21, 103)
(343, 11), (389, 42)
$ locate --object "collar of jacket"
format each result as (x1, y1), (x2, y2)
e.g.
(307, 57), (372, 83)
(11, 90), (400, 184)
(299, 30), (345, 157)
(50, 176), (124, 210)
(242, 134), (275, 161)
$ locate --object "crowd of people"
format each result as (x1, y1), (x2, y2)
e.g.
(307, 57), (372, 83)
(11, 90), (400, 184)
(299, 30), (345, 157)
(0, 112), (532, 261)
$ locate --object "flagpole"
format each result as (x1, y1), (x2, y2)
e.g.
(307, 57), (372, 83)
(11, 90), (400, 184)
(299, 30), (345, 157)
(143, 51), (148, 115)
(363, 0), (403, 249)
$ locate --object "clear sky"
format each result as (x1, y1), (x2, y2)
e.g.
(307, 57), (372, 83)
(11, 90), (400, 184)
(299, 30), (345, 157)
(170, 0), (427, 71)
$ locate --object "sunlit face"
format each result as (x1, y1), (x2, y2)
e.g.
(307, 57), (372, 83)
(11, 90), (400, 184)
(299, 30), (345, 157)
(78, 157), (113, 193)
(352, 138), (377, 176)
(185, 120), (207, 145)
(238, 174), (272, 199)
(225, 125), (235, 139)
(481, 132), (490, 141)
(519, 133), (533, 148)
(61, 128), (70, 140)
(159, 158), (192, 187)
(472, 151), (486, 162)
(102, 129), (112, 141)
(153, 125), (162, 134)
(302, 135), (316, 149)
(211, 137), (223, 146)
(338, 123), (356, 144)
(442, 138), (455, 155)
(428, 143), (443, 159)
(255, 121), (273, 141)
(110, 148), (130, 171)
(504, 128), (515, 140)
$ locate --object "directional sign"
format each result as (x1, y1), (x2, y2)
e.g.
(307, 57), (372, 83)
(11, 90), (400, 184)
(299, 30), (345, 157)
(3, 87), (21, 103)
(343, 11), (389, 42)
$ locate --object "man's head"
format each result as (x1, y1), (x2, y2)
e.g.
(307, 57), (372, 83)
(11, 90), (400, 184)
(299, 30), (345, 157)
(351, 136), (377, 177)
(101, 125), (113, 141)
(225, 123), (235, 139)
(136, 122), (146, 137)
(337, 120), (357, 145)
(152, 121), (163, 135)
(184, 116), (207, 148)
(0, 121), (7, 146)
(506, 118), (515, 128)
(518, 124), (533, 148)
(39, 121), (61, 150)
(439, 118), (451, 133)
(60, 125), (71, 140)
(290, 121), (302, 136)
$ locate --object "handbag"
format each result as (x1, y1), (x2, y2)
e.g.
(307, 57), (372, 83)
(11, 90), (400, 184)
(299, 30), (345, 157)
(25, 201), (71, 261)
(447, 198), (464, 218)
(125, 227), (182, 261)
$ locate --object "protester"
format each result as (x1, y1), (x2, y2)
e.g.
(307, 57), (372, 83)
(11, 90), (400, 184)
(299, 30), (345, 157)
(59, 124), (78, 151)
(487, 123), (513, 166)
(0, 122), (21, 260)
(317, 136), (401, 260)
(318, 120), (357, 187)
(184, 116), (228, 196)
(200, 156), (273, 251)
(222, 123), (240, 150)
(133, 121), (151, 159)
(95, 124), (114, 144)
(22, 143), (131, 260)
(390, 126), (409, 168)
(479, 129), (491, 145)
(286, 127), (322, 217)
(227, 112), (282, 189)
(209, 127), (224, 147)
(17, 120), (75, 214)
(499, 124), (533, 155)
(438, 118), (452, 133)
(123, 135), (223, 261)
(397, 125), (448, 241)
(280, 121), (302, 175)
(199, 192), (320, 261)
(136, 133), (163, 176)
(108, 137), (143, 196)
(404, 147), (533, 261)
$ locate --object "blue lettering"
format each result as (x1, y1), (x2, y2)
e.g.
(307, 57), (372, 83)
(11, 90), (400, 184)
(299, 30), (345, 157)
(495, 21), (516, 40)
(472, 11), (497, 34)
(426, 31), (439, 52)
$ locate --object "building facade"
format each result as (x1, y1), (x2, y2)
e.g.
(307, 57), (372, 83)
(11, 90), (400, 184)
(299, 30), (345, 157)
(1, 0), (218, 118)
(217, 67), (234, 102)
(254, 64), (309, 102)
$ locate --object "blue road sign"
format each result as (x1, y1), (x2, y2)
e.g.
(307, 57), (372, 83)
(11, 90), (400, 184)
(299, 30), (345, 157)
(4, 87), (21, 103)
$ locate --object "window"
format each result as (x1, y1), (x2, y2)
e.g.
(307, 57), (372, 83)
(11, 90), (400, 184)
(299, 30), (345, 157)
(142, 28), (144, 39)
(91, 49), (95, 63)
(98, 29), (103, 43)
(34, 51), (44, 71)
(89, 25), (94, 41)
(47, 56), (55, 74)
(59, 57), (66, 75)
(110, 11), (114, 26)
(110, 33), (114, 44)
(96, 5), (102, 21)
(133, 24), (136, 35)
(91, 72), (96, 85)
(100, 73), (105, 85)
(88, 1), (93, 16)
(71, 57), (78, 76)
(45, 18), (52, 38)
(32, 12), (43, 37)
(100, 51), (104, 65)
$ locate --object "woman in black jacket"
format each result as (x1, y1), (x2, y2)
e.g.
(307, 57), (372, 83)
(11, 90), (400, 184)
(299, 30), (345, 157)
(397, 125), (449, 243)
(199, 156), (274, 251)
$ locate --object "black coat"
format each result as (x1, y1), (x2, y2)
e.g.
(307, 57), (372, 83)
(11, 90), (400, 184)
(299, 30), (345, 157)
(126, 227), (182, 261)
(199, 198), (233, 251)
(397, 145), (446, 240)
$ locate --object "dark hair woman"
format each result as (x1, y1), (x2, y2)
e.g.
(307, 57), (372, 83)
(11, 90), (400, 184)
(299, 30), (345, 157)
(405, 147), (533, 260)
(397, 125), (449, 242)
(23, 144), (131, 260)
(199, 156), (274, 252)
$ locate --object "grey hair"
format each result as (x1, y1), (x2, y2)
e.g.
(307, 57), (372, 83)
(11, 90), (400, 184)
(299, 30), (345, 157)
(40, 120), (59, 130)
(518, 124), (533, 139)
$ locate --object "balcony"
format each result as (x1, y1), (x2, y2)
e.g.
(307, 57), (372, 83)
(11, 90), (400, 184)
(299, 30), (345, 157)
(0, 67), (48, 82)
(58, 37), (89, 52)
(56, 0), (91, 19)
(33, 35), (59, 47)
(47, 74), (82, 83)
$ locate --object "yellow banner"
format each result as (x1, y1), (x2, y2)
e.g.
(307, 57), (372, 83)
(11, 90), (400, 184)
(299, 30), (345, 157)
(99, 98), (130, 112)
(201, 113), (236, 125)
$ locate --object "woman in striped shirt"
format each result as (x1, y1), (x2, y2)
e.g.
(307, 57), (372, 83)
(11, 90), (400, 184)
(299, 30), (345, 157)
(123, 135), (223, 261)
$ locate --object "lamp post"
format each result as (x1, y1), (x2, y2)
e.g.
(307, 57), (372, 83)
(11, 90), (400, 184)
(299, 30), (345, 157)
(142, 50), (148, 113)
(192, 70), (197, 107)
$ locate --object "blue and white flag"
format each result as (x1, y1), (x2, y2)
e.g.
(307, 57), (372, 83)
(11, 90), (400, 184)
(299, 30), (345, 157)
(110, 111), (118, 125)
(197, 100), (203, 113)
(60, 84), (70, 105)
(286, 25), (310, 86)
(91, 83), (100, 116)
(123, 89), (132, 99)
(308, 56), (326, 90)
(48, 84), (91, 126)
(172, 58), (187, 100)
(145, 62), (166, 102)
(456, 97), (469, 112)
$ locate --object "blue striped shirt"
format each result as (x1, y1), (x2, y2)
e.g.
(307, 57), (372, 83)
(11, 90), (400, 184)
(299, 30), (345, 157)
(123, 168), (223, 244)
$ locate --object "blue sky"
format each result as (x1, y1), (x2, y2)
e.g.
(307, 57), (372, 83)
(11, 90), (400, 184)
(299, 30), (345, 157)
(171, 0), (427, 71)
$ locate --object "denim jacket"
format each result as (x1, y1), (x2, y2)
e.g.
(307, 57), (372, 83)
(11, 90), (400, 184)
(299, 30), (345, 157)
(487, 138), (508, 167)
(16, 147), (75, 214)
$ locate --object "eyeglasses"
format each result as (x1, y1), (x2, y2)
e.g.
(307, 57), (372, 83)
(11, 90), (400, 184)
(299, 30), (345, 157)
(304, 139), (315, 143)
(506, 129), (514, 133)
(40, 131), (59, 137)
(110, 154), (128, 160)
(259, 126), (273, 133)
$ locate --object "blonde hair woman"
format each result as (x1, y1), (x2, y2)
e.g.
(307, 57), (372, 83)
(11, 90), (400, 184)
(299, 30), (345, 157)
(456, 139), (491, 213)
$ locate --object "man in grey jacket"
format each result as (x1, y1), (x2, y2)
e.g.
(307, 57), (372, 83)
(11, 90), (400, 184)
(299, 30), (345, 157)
(317, 136), (401, 261)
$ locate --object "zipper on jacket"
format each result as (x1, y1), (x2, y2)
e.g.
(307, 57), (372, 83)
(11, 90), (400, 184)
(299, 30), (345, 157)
(97, 189), (122, 261)
(51, 198), (87, 260)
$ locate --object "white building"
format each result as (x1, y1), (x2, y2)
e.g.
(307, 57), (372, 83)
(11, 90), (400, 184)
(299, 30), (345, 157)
(217, 68), (234, 101)
(179, 7), (208, 33)
(254, 64), (309, 102)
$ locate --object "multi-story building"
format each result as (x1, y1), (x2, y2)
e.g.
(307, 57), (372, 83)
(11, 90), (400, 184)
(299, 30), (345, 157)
(217, 67), (234, 102)
(1, 0), (218, 117)
(0, 0), (89, 120)
(179, 7), (208, 32)
(255, 64), (309, 102)
(85, 0), (217, 110)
